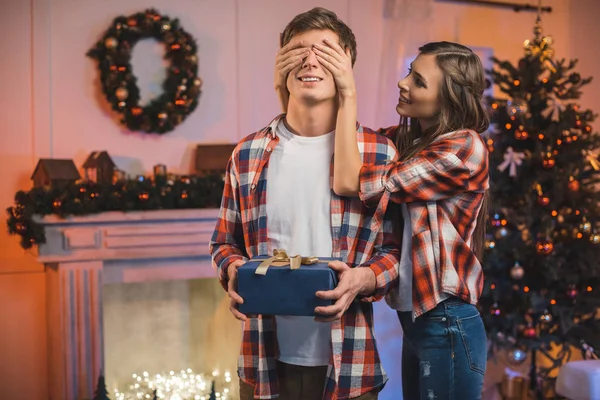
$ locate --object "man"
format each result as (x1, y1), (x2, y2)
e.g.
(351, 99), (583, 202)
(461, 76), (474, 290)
(210, 7), (399, 400)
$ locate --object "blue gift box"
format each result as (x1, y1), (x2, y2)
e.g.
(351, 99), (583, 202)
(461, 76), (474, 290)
(237, 251), (339, 316)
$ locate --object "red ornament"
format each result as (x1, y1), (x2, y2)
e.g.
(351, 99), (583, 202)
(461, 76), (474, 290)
(568, 178), (580, 192)
(523, 327), (537, 338)
(515, 129), (529, 140)
(537, 196), (550, 206)
(567, 286), (578, 299)
(543, 157), (556, 169)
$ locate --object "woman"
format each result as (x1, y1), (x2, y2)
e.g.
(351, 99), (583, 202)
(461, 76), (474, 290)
(275, 40), (490, 399)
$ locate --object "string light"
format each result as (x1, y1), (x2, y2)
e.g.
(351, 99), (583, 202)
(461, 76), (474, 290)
(113, 368), (232, 400)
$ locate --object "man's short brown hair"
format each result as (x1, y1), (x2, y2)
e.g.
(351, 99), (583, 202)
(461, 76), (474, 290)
(280, 7), (357, 67)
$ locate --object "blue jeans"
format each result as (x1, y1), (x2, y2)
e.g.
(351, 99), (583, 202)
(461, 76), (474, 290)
(397, 297), (487, 400)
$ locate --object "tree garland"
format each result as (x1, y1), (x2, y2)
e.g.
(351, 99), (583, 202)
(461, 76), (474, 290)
(87, 9), (202, 134)
(5, 174), (224, 250)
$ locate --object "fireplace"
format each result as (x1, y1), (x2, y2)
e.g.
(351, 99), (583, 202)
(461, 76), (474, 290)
(37, 208), (239, 400)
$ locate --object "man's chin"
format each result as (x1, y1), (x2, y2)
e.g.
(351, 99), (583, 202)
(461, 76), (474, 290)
(292, 94), (337, 107)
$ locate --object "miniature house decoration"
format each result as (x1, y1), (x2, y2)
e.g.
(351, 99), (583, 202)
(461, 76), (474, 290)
(195, 144), (235, 175)
(83, 151), (116, 184)
(31, 159), (81, 188)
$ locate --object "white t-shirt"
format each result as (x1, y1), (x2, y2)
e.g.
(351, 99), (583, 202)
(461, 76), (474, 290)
(386, 203), (413, 311)
(266, 119), (334, 366)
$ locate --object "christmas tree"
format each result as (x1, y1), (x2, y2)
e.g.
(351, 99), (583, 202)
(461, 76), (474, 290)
(481, 13), (600, 399)
(93, 373), (111, 400)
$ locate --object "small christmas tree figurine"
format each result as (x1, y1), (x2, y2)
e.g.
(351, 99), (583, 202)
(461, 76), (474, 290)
(208, 380), (217, 400)
(93, 373), (110, 400)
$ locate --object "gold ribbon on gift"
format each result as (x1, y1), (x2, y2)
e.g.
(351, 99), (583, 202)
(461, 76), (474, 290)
(253, 249), (319, 275)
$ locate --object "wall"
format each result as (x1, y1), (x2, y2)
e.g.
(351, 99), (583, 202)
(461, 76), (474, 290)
(568, 0), (600, 111)
(0, 0), (595, 398)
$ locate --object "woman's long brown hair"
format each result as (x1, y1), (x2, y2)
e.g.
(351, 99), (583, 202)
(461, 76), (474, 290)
(396, 42), (490, 261)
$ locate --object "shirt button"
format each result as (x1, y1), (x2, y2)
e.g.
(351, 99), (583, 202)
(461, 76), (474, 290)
(266, 147), (272, 152)
(251, 184), (256, 190)
(441, 317), (447, 322)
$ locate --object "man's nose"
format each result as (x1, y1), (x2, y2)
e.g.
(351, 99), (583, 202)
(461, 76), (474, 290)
(302, 48), (319, 68)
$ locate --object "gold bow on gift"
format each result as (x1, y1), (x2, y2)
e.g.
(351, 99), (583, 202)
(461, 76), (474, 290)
(254, 249), (319, 275)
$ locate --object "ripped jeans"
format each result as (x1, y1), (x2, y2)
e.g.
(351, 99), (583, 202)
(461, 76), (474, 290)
(397, 297), (487, 400)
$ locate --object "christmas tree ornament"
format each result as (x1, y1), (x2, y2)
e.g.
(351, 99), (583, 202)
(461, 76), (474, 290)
(115, 87), (129, 101)
(104, 37), (118, 49)
(536, 238), (554, 255)
(580, 219), (592, 233)
(523, 325), (537, 338)
(510, 262), (525, 280)
(498, 147), (525, 177)
(539, 310), (553, 323)
(495, 227), (509, 239)
(590, 233), (600, 244)
(537, 196), (550, 206)
(507, 348), (528, 366)
(567, 286), (578, 299)
(568, 177), (580, 192)
(515, 128), (529, 140)
(490, 303), (501, 316)
(507, 99), (528, 117)
(542, 152), (556, 168)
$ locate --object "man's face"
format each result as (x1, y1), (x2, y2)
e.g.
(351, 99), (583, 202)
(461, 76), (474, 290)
(286, 29), (340, 105)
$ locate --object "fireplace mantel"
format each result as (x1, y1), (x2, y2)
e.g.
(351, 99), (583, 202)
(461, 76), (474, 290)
(37, 208), (220, 400)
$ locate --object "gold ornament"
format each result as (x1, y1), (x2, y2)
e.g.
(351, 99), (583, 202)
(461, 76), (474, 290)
(161, 22), (171, 32)
(523, 16), (556, 71)
(116, 87), (129, 101)
(580, 220), (592, 233)
(105, 37), (119, 49)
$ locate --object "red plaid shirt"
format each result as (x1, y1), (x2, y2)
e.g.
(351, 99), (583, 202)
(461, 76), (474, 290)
(210, 115), (400, 399)
(361, 128), (489, 318)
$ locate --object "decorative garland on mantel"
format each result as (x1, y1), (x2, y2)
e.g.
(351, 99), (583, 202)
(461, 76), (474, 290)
(87, 9), (202, 134)
(6, 174), (224, 249)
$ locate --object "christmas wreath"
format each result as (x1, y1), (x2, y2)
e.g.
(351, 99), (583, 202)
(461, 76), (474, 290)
(87, 9), (202, 134)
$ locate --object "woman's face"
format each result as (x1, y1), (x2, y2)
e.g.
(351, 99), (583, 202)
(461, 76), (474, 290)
(396, 53), (443, 131)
